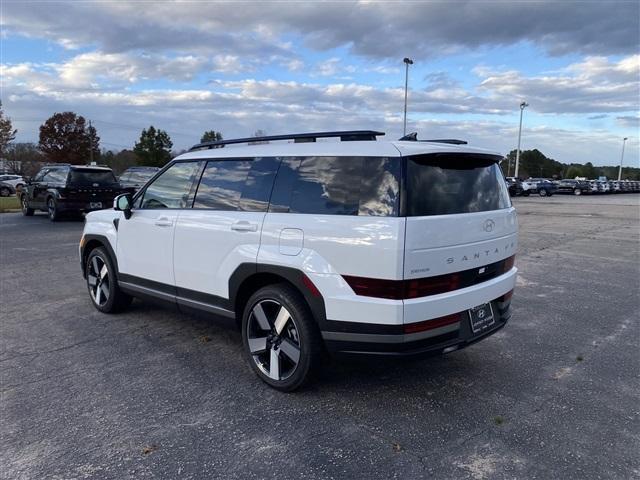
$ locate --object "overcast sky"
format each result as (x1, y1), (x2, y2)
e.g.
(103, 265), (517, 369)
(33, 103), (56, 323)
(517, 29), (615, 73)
(1, 1), (639, 166)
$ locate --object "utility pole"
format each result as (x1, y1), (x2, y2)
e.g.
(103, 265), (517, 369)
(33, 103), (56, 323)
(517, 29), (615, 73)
(617, 137), (628, 181)
(88, 120), (94, 165)
(514, 101), (528, 178)
(403, 57), (414, 136)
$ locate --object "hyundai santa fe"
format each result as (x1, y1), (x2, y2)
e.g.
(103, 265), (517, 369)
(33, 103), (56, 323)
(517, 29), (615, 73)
(79, 130), (518, 391)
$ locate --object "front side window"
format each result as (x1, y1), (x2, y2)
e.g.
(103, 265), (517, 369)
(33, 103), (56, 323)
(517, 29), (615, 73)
(140, 161), (200, 209)
(43, 168), (69, 183)
(406, 154), (510, 216)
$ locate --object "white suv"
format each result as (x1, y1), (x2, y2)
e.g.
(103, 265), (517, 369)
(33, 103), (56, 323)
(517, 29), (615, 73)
(79, 131), (518, 391)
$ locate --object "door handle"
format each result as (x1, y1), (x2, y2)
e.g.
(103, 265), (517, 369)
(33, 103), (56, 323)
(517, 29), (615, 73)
(231, 221), (258, 232)
(155, 217), (173, 227)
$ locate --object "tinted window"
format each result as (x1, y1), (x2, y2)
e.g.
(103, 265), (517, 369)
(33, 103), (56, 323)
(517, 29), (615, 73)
(280, 156), (399, 216)
(68, 169), (116, 185)
(44, 168), (69, 183)
(194, 160), (252, 210)
(141, 162), (200, 209)
(193, 158), (278, 212)
(290, 156), (360, 215)
(359, 158), (400, 216)
(406, 154), (510, 216)
(125, 170), (157, 185)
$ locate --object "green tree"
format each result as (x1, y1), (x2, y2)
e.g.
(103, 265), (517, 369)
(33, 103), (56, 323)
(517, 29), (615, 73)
(200, 130), (223, 143)
(564, 165), (583, 179)
(38, 112), (99, 164)
(4, 143), (44, 176)
(582, 162), (597, 179)
(134, 126), (173, 167)
(0, 102), (18, 157)
(101, 149), (139, 174)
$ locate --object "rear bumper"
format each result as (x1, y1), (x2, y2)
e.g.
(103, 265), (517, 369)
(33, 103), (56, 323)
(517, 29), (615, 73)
(322, 296), (511, 357)
(57, 199), (112, 212)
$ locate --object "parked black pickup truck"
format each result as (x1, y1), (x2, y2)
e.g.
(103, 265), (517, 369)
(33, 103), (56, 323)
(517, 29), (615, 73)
(20, 164), (134, 221)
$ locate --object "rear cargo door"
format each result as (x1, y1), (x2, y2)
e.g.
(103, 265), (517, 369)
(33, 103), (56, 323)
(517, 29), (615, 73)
(402, 153), (517, 320)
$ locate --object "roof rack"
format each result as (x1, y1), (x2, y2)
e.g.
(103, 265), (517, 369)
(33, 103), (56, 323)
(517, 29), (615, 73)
(398, 132), (468, 145)
(189, 130), (385, 151)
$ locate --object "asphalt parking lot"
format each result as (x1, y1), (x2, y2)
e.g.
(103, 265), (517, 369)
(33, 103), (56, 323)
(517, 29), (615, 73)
(1, 194), (639, 479)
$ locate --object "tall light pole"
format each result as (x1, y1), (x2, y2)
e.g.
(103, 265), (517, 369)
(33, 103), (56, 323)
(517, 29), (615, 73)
(617, 137), (628, 181)
(403, 57), (413, 136)
(514, 101), (528, 179)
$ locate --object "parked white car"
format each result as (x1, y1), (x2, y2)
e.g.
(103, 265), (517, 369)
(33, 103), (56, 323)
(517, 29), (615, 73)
(0, 174), (26, 191)
(79, 130), (518, 390)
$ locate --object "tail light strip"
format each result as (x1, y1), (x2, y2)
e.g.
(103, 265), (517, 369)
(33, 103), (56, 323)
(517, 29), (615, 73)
(343, 255), (515, 300)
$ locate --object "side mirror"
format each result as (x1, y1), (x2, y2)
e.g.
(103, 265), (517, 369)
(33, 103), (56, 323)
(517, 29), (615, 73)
(114, 193), (133, 219)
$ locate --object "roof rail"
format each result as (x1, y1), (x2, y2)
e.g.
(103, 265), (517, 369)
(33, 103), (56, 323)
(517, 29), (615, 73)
(189, 130), (385, 151)
(398, 132), (468, 145)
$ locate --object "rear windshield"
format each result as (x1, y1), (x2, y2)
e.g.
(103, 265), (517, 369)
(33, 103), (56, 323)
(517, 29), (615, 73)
(406, 154), (510, 216)
(69, 169), (117, 185)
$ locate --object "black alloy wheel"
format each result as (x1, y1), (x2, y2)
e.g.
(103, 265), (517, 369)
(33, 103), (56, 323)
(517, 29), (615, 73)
(242, 284), (322, 391)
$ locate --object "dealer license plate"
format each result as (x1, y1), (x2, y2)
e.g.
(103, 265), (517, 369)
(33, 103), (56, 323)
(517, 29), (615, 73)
(468, 303), (495, 334)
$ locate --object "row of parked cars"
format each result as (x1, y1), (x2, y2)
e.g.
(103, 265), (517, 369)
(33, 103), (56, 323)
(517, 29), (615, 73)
(11, 165), (159, 220)
(506, 177), (640, 197)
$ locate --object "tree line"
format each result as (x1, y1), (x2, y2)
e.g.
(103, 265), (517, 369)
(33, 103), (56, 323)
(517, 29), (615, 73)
(500, 148), (639, 181)
(1, 105), (638, 180)
(0, 107), (228, 176)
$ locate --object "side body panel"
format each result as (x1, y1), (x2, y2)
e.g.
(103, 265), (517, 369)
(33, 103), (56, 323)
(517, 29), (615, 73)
(259, 213), (406, 326)
(173, 210), (266, 299)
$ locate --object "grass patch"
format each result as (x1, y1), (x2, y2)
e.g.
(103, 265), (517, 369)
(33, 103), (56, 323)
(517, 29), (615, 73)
(0, 196), (20, 212)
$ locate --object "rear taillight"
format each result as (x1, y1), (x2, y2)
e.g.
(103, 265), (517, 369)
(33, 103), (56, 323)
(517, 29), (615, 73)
(403, 313), (463, 334)
(343, 255), (515, 300)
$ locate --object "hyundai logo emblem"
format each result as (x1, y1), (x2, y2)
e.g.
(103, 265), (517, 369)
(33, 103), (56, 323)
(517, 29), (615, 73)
(483, 219), (495, 232)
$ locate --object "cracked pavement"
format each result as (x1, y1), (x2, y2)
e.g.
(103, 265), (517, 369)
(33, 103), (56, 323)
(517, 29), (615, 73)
(1, 195), (639, 479)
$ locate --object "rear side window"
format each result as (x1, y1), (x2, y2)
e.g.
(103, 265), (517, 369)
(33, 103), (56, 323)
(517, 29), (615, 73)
(193, 157), (278, 212)
(270, 156), (400, 216)
(140, 161), (201, 209)
(406, 154), (510, 216)
(68, 169), (116, 185)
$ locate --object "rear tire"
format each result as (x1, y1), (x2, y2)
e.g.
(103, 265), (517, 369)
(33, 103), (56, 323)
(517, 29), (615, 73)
(241, 284), (322, 392)
(85, 247), (132, 313)
(574, 188), (582, 196)
(47, 197), (60, 222)
(522, 191), (530, 197)
(21, 195), (34, 216)
(539, 189), (548, 197)
(0, 186), (11, 197)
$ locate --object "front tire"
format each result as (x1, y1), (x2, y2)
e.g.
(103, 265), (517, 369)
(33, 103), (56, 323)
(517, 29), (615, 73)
(21, 196), (34, 216)
(539, 189), (548, 197)
(574, 188), (582, 196)
(86, 247), (132, 313)
(0, 186), (11, 197)
(242, 284), (322, 392)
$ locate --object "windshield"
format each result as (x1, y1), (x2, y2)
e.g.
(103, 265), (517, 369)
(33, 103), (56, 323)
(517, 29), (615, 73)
(69, 169), (117, 185)
(405, 154), (510, 217)
(125, 171), (156, 184)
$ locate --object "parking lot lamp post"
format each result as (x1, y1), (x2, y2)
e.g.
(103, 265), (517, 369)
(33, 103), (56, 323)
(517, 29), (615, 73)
(617, 137), (628, 181)
(514, 101), (528, 178)
(403, 57), (414, 136)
